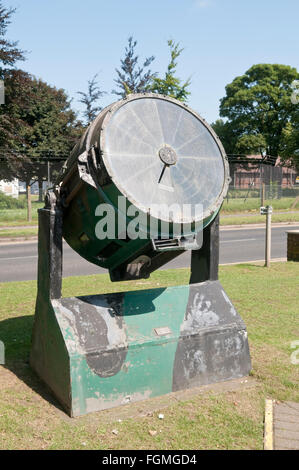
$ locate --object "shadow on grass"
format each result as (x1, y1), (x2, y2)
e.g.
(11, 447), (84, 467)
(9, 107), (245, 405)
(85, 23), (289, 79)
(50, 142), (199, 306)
(236, 264), (267, 269)
(0, 315), (66, 414)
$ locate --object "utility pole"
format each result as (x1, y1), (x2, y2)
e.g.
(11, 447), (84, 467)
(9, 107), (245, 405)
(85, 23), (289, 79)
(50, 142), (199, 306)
(26, 182), (32, 222)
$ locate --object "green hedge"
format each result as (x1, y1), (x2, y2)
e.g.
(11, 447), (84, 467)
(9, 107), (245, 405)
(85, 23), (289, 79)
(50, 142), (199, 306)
(0, 192), (26, 209)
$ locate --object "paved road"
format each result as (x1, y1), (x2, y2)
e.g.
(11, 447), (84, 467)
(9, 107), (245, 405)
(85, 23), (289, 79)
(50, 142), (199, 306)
(0, 225), (297, 283)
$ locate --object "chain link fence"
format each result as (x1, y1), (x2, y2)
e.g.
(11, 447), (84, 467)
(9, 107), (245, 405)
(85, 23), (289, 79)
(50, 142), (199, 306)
(223, 159), (299, 212)
(0, 154), (298, 210)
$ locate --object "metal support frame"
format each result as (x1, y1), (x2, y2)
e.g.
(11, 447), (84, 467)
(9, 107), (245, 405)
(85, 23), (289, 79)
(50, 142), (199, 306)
(190, 214), (219, 284)
(36, 193), (63, 300)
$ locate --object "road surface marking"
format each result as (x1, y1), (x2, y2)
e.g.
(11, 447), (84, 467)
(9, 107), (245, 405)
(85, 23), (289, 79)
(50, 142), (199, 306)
(221, 238), (256, 243)
(0, 237), (258, 258)
(221, 258), (286, 266)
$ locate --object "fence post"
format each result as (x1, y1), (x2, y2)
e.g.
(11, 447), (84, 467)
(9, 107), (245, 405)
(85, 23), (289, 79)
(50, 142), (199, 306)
(261, 183), (265, 207)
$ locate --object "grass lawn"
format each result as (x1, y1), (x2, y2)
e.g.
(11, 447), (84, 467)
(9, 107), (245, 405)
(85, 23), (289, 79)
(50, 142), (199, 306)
(0, 202), (44, 226)
(220, 212), (299, 225)
(0, 210), (299, 239)
(0, 262), (298, 450)
(0, 228), (38, 239)
(221, 196), (299, 214)
(0, 208), (42, 224)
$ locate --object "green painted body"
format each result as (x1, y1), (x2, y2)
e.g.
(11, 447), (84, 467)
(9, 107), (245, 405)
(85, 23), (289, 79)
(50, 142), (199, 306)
(62, 181), (153, 271)
(33, 285), (189, 416)
(66, 286), (189, 415)
(31, 281), (251, 417)
(62, 180), (217, 272)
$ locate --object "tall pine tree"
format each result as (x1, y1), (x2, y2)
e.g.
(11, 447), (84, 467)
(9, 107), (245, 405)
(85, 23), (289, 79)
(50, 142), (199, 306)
(77, 74), (106, 124)
(112, 36), (156, 97)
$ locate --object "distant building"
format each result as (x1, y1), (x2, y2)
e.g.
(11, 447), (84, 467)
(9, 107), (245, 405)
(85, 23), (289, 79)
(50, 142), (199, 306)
(19, 180), (49, 195)
(0, 179), (19, 198)
(229, 156), (297, 189)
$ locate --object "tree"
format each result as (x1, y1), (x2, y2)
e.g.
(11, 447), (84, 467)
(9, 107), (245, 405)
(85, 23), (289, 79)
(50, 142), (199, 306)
(280, 120), (299, 171)
(0, 2), (27, 180)
(150, 40), (191, 102)
(0, 69), (30, 149)
(212, 118), (266, 156)
(77, 74), (106, 124)
(211, 119), (237, 155)
(219, 64), (299, 162)
(0, 70), (81, 219)
(234, 134), (267, 156)
(23, 76), (82, 202)
(0, 3), (81, 219)
(0, 2), (25, 70)
(112, 36), (155, 97)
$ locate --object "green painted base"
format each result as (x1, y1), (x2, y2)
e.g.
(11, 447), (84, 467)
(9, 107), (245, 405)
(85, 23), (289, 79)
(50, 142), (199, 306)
(30, 281), (251, 417)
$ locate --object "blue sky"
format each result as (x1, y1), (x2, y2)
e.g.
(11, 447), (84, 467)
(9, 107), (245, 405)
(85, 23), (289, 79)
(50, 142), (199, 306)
(4, 0), (299, 123)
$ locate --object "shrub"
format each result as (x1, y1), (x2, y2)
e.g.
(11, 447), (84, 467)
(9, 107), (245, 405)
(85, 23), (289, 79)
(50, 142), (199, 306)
(0, 192), (26, 209)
